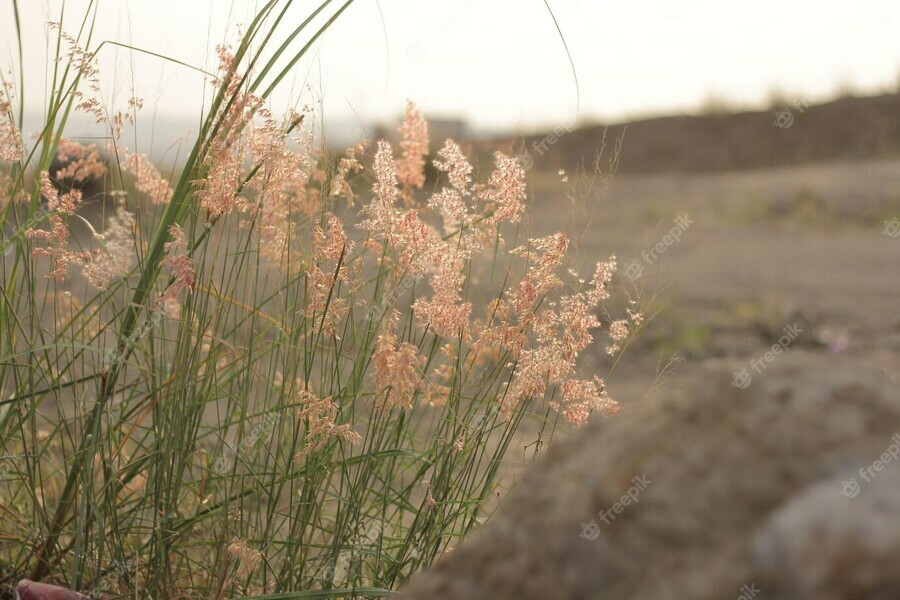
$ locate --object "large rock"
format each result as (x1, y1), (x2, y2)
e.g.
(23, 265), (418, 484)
(15, 580), (88, 600)
(402, 352), (900, 599)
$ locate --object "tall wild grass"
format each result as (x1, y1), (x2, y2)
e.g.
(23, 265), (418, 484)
(0, 1), (640, 597)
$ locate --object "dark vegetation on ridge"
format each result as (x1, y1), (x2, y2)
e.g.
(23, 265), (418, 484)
(479, 93), (900, 174)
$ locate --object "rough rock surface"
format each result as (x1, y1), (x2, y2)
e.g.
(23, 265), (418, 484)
(14, 580), (88, 600)
(402, 353), (900, 599)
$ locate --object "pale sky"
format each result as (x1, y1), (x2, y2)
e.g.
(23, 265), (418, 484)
(2, 0), (899, 137)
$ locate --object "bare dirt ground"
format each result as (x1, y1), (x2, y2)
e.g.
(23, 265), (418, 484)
(404, 350), (900, 599)
(404, 156), (900, 599)
(543, 158), (898, 352)
(490, 157), (900, 485)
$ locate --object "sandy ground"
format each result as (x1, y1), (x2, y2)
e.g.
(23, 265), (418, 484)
(535, 157), (900, 327)
(485, 157), (900, 489)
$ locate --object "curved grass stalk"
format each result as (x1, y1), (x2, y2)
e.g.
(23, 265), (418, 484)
(25, 0), (359, 581)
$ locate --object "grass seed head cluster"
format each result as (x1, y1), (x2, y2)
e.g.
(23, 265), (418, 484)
(0, 4), (641, 597)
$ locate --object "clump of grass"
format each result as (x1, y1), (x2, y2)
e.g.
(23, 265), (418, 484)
(0, 2), (641, 597)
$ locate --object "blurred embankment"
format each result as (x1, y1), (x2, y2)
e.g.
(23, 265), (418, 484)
(478, 93), (900, 174)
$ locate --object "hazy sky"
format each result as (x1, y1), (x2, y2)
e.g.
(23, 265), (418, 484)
(2, 0), (899, 135)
